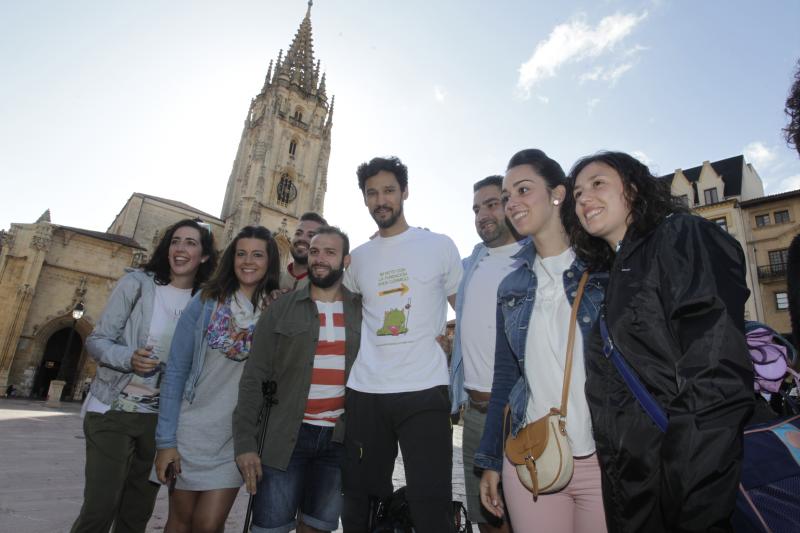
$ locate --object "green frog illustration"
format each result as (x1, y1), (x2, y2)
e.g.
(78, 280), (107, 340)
(376, 303), (411, 336)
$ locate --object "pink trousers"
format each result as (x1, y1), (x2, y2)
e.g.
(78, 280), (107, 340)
(502, 453), (607, 533)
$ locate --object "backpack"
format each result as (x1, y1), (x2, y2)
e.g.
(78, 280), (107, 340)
(745, 321), (800, 415)
(745, 321), (799, 394)
(732, 415), (800, 532)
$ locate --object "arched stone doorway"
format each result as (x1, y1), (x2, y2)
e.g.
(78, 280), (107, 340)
(27, 316), (92, 401)
(30, 327), (83, 400)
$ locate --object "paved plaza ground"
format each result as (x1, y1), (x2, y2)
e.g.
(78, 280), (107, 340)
(0, 398), (470, 532)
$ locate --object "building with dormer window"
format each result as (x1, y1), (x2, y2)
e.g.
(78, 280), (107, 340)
(662, 156), (800, 339)
(662, 156), (765, 324)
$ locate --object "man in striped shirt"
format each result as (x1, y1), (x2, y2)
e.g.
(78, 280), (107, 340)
(234, 226), (361, 533)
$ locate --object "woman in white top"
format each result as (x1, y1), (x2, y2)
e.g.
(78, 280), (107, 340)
(475, 149), (607, 533)
(72, 219), (216, 533)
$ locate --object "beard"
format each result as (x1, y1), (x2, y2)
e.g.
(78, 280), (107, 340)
(309, 261), (345, 289)
(478, 220), (502, 243)
(290, 241), (310, 265)
(478, 218), (510, 246)
(371, 205), (403, 229)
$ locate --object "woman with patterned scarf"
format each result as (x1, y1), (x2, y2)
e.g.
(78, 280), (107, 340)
(153, 226), (280, 532)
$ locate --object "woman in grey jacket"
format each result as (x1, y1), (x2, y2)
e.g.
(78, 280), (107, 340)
(71, 219), (216, 533)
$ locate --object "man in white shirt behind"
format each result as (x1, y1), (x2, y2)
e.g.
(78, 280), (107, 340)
(341, 156), (463, 533)
(449, 175), (522, 531)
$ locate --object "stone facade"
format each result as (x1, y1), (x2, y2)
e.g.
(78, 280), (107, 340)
(0, 216), (144, 398)
(107, 193), (225, 258)
(0, 4), (330, 397)
(740, 190), (800, 337)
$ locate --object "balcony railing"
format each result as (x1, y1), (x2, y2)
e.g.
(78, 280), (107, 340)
(757, 263), (787, 281)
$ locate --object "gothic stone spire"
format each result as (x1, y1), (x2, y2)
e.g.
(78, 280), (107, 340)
(276, 1), (316, 94)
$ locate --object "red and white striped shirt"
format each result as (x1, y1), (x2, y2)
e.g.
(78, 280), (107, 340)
(304, 301), (346, 426)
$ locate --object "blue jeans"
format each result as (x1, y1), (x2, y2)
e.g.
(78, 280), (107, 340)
(252, 423), (344, 533)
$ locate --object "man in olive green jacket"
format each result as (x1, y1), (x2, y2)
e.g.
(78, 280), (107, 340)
(234, 226), (360, 533)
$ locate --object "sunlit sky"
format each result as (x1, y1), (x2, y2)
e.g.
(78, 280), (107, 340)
(2, 0), (800, 257)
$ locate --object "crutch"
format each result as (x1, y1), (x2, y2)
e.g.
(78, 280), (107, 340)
(242, 380), (278, 533)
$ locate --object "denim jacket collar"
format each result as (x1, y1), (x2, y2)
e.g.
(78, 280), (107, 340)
(509, 238), (590, 275)
(472, 250), (608, 473)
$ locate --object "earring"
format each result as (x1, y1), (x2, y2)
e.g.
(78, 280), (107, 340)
(553, 199), (560, 206)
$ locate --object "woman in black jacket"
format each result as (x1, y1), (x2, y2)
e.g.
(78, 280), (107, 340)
(562, 151), (754, 532)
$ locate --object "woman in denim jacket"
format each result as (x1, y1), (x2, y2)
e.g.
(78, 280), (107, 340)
(72, 219), (216, 533)
(475, 149), (607, 532)
(153, 225), (280, 533)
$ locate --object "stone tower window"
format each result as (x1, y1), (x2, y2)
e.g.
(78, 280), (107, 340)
(294, 108), (303, 122)
(277, 174), (298, 207)
(289, 139), (298, 158)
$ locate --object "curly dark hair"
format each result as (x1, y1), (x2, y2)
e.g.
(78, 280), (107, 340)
(562, 151), (688, 271)
(356, 156), (408, 193)
(785, 60), (800, 156)
(201, 225), (280, 307)
(142, 219), (217, 294)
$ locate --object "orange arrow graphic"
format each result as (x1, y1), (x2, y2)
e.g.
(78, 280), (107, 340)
(378, 283), (409, 296)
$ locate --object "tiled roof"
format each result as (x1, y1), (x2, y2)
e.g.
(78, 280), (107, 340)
(661, 155), (745, 198)
(56, 226), (145, 249)
(740, 188), (800, 208)
(137, 193), (222, 222)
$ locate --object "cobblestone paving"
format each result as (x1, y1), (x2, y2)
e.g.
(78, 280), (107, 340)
(0, 398), (471, 532)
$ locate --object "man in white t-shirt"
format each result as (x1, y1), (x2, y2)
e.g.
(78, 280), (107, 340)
(341, 156), (463, 533)
(449, 175), (522, 532)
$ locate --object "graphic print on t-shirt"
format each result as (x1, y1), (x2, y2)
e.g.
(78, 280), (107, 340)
(375, 267), (411, 336)
(111, 284), (191, 413)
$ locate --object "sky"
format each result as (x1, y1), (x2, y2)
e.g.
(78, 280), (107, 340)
(2, 0), (800, 258)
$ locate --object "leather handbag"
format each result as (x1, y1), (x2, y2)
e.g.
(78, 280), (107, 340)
(504, 271), (588, 500)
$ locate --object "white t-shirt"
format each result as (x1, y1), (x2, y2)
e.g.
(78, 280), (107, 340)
(461, 241), (522, 392)
(344, 227), (463, 393)
(524, 248), (594, 456)
(87, 283), (192, 415)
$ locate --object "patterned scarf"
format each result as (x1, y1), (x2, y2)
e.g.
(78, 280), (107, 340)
(206, 292), (262, 361)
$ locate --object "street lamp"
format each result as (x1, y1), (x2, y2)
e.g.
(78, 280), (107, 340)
(46, 301), (84, 406)
(71, 301), (85, 322)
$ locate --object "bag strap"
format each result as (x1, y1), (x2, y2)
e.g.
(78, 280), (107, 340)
(599, 316), (668, 433)
(559, 271), (590, 421)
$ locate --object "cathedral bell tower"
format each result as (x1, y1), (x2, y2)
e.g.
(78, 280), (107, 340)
(221, 1), (333, 245)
